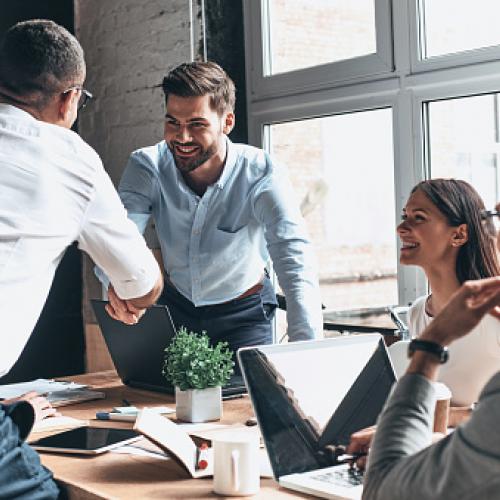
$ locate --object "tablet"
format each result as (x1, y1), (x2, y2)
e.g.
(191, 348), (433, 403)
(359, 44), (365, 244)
(31, 427), (141, 455)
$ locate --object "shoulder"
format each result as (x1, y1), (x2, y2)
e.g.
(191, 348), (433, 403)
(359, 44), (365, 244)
(41, 124), (103, 170)
(128, 141), (171, 173)
(408, 295), (430, 336)
(233, 143), (282, 180)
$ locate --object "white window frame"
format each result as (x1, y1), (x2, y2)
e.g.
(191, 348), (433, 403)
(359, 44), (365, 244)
(244, 0), (394, 101)
(409, 0), (500, 73)
(244, 0), (500, 308)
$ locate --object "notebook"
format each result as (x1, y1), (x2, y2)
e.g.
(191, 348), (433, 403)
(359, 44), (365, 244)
(238, 335), (396, 500)
(91, 300), (246, 397)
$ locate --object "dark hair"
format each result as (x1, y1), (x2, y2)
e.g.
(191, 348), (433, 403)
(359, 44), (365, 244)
(412, 179), (500, 283)
(161, 61), (235, 115)
(0, 20), (85, 109)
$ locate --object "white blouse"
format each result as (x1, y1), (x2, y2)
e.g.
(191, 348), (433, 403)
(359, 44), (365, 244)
(408, 295), (500, 406)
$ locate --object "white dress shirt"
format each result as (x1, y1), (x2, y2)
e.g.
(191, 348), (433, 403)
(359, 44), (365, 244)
(0, 104), (160, 377)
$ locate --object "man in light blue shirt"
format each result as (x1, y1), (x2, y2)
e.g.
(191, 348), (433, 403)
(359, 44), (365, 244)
(103, 61), (322, 357)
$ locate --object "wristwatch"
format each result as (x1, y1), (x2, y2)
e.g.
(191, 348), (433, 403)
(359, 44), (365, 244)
(408, 339), (449, 363)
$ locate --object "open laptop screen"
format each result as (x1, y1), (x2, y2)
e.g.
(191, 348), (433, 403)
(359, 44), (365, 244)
(238, 335), (395, 479)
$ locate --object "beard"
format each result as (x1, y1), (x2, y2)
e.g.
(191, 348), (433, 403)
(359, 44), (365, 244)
(171, 141), (218, 173)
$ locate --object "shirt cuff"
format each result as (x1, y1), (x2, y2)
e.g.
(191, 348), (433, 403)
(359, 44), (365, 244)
(3, 401), (35, 441)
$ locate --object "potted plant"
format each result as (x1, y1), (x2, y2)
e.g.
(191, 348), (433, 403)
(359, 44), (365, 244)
(163, 326), (234, 423)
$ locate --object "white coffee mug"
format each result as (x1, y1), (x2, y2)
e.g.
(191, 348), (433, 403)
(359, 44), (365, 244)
(213, 433), (260, 496)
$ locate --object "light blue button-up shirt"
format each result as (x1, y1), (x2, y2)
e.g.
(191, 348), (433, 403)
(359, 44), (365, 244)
(114, 139), (322, 341)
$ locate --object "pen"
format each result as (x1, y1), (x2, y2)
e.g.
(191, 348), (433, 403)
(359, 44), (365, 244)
(95, 412), (136, 422)
(336, 452), (368, 463)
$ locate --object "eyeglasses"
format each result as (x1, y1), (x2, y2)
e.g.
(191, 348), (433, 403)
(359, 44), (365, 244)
(63, 86), (93, 111)
(481, 209), (500, 231)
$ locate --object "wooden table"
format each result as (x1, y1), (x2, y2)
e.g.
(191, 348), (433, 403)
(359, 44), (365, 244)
(32, 371), (308, 499)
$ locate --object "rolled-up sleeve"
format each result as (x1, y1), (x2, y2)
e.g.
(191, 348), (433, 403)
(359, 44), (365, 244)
(78, 163), (160, 300)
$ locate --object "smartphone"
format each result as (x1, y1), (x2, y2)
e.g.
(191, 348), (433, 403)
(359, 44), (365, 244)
(31, 426), (141, 455)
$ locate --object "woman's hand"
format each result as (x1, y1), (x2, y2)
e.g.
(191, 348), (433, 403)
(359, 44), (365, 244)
(2, 391), (59, 422)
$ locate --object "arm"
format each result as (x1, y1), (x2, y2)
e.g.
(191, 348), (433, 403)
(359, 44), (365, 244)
(363, 277), (500, 500)
(253, 162), (323, 341)
(78, 159), (163, 320)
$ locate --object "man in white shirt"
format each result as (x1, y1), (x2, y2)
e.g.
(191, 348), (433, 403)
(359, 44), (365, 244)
(0, 20), (163, 497)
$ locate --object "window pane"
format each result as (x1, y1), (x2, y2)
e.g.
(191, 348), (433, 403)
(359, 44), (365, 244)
(428, 95), (500, 209)
(265, 0), (376, 75)
(421, 0), (500, 58)
(269, 109), (397, 321)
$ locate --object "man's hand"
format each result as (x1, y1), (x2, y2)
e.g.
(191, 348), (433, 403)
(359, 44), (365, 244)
(420, 276), (500, 347)
(346, 425), (376, 470)
(105, 285), (146, 325)
(2, 391), (59, 422)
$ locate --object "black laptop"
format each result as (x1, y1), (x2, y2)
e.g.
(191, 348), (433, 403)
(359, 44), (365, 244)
(91, 300), (246, 397)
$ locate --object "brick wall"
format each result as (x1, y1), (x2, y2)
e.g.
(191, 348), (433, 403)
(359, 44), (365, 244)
(74, 0), (200, 370)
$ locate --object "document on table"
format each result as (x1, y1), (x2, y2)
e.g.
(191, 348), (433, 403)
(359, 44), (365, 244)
(0, 379), (105, 407)
(0, 379), (87, 399)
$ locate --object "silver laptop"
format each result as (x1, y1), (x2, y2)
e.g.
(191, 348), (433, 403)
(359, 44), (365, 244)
(238, 335), (396, 500)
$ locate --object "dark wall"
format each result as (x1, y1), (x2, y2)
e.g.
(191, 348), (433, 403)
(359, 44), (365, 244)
(0, 1), (85, 383)
(205, 0), (248, 144)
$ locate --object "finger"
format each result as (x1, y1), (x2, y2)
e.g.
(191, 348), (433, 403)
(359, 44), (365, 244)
(355, 455), (367, 470)
(489, 305), (500, 320)
(468, 289), (500, 316)
(105, 303), (120, 321)
(462, 277), (500, 298)
(105, 303), (137, 325)
(40, 407), (58, 419)
(108, 288), (129, 316)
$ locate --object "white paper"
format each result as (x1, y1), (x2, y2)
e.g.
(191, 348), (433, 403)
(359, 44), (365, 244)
(134, 409), (213, 478)
(0, 379), (86, 399)
(31, 415), (87, 434)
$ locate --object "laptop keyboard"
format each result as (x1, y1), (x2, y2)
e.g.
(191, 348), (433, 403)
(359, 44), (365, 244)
(310, 468), (364, 488)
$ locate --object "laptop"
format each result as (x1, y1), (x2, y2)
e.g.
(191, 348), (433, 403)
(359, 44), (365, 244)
(91, 300), (246, 397)
(238, 335), (396, 500)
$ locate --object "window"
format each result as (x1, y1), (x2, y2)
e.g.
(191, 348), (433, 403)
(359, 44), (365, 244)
(245, 0), (500, 334)
(420, 0), (500, 59)
(245, 0), (392, 99)
(269, 109), (397, 311)
(265, 0), (376, 75)
(427, 95), (500, 208)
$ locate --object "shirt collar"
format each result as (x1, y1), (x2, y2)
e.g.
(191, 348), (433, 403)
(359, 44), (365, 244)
(0, 103), (37, 121)
(216, 137), (237, 189)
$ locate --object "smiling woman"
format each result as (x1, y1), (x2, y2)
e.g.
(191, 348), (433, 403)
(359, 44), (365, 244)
(397, 178), (500, 405)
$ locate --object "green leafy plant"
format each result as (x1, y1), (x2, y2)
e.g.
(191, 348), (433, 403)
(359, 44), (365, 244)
(163, 326), (234, 391)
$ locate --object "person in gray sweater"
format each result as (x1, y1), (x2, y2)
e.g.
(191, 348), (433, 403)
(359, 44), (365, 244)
(354, 203), (500, 500)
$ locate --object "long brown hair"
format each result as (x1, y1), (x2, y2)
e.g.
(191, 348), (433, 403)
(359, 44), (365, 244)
(413, 179), (499, 283)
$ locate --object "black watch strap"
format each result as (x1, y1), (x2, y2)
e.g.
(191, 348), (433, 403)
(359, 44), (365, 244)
(408, 339), (449, 364)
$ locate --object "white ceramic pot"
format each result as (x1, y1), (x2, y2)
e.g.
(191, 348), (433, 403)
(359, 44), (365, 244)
(175, 386), (222, 423)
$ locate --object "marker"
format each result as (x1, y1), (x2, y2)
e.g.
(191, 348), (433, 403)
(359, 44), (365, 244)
(96, 406), (175, 422)
(96, 412), (136, 422)
(196, 442), (210, 470)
